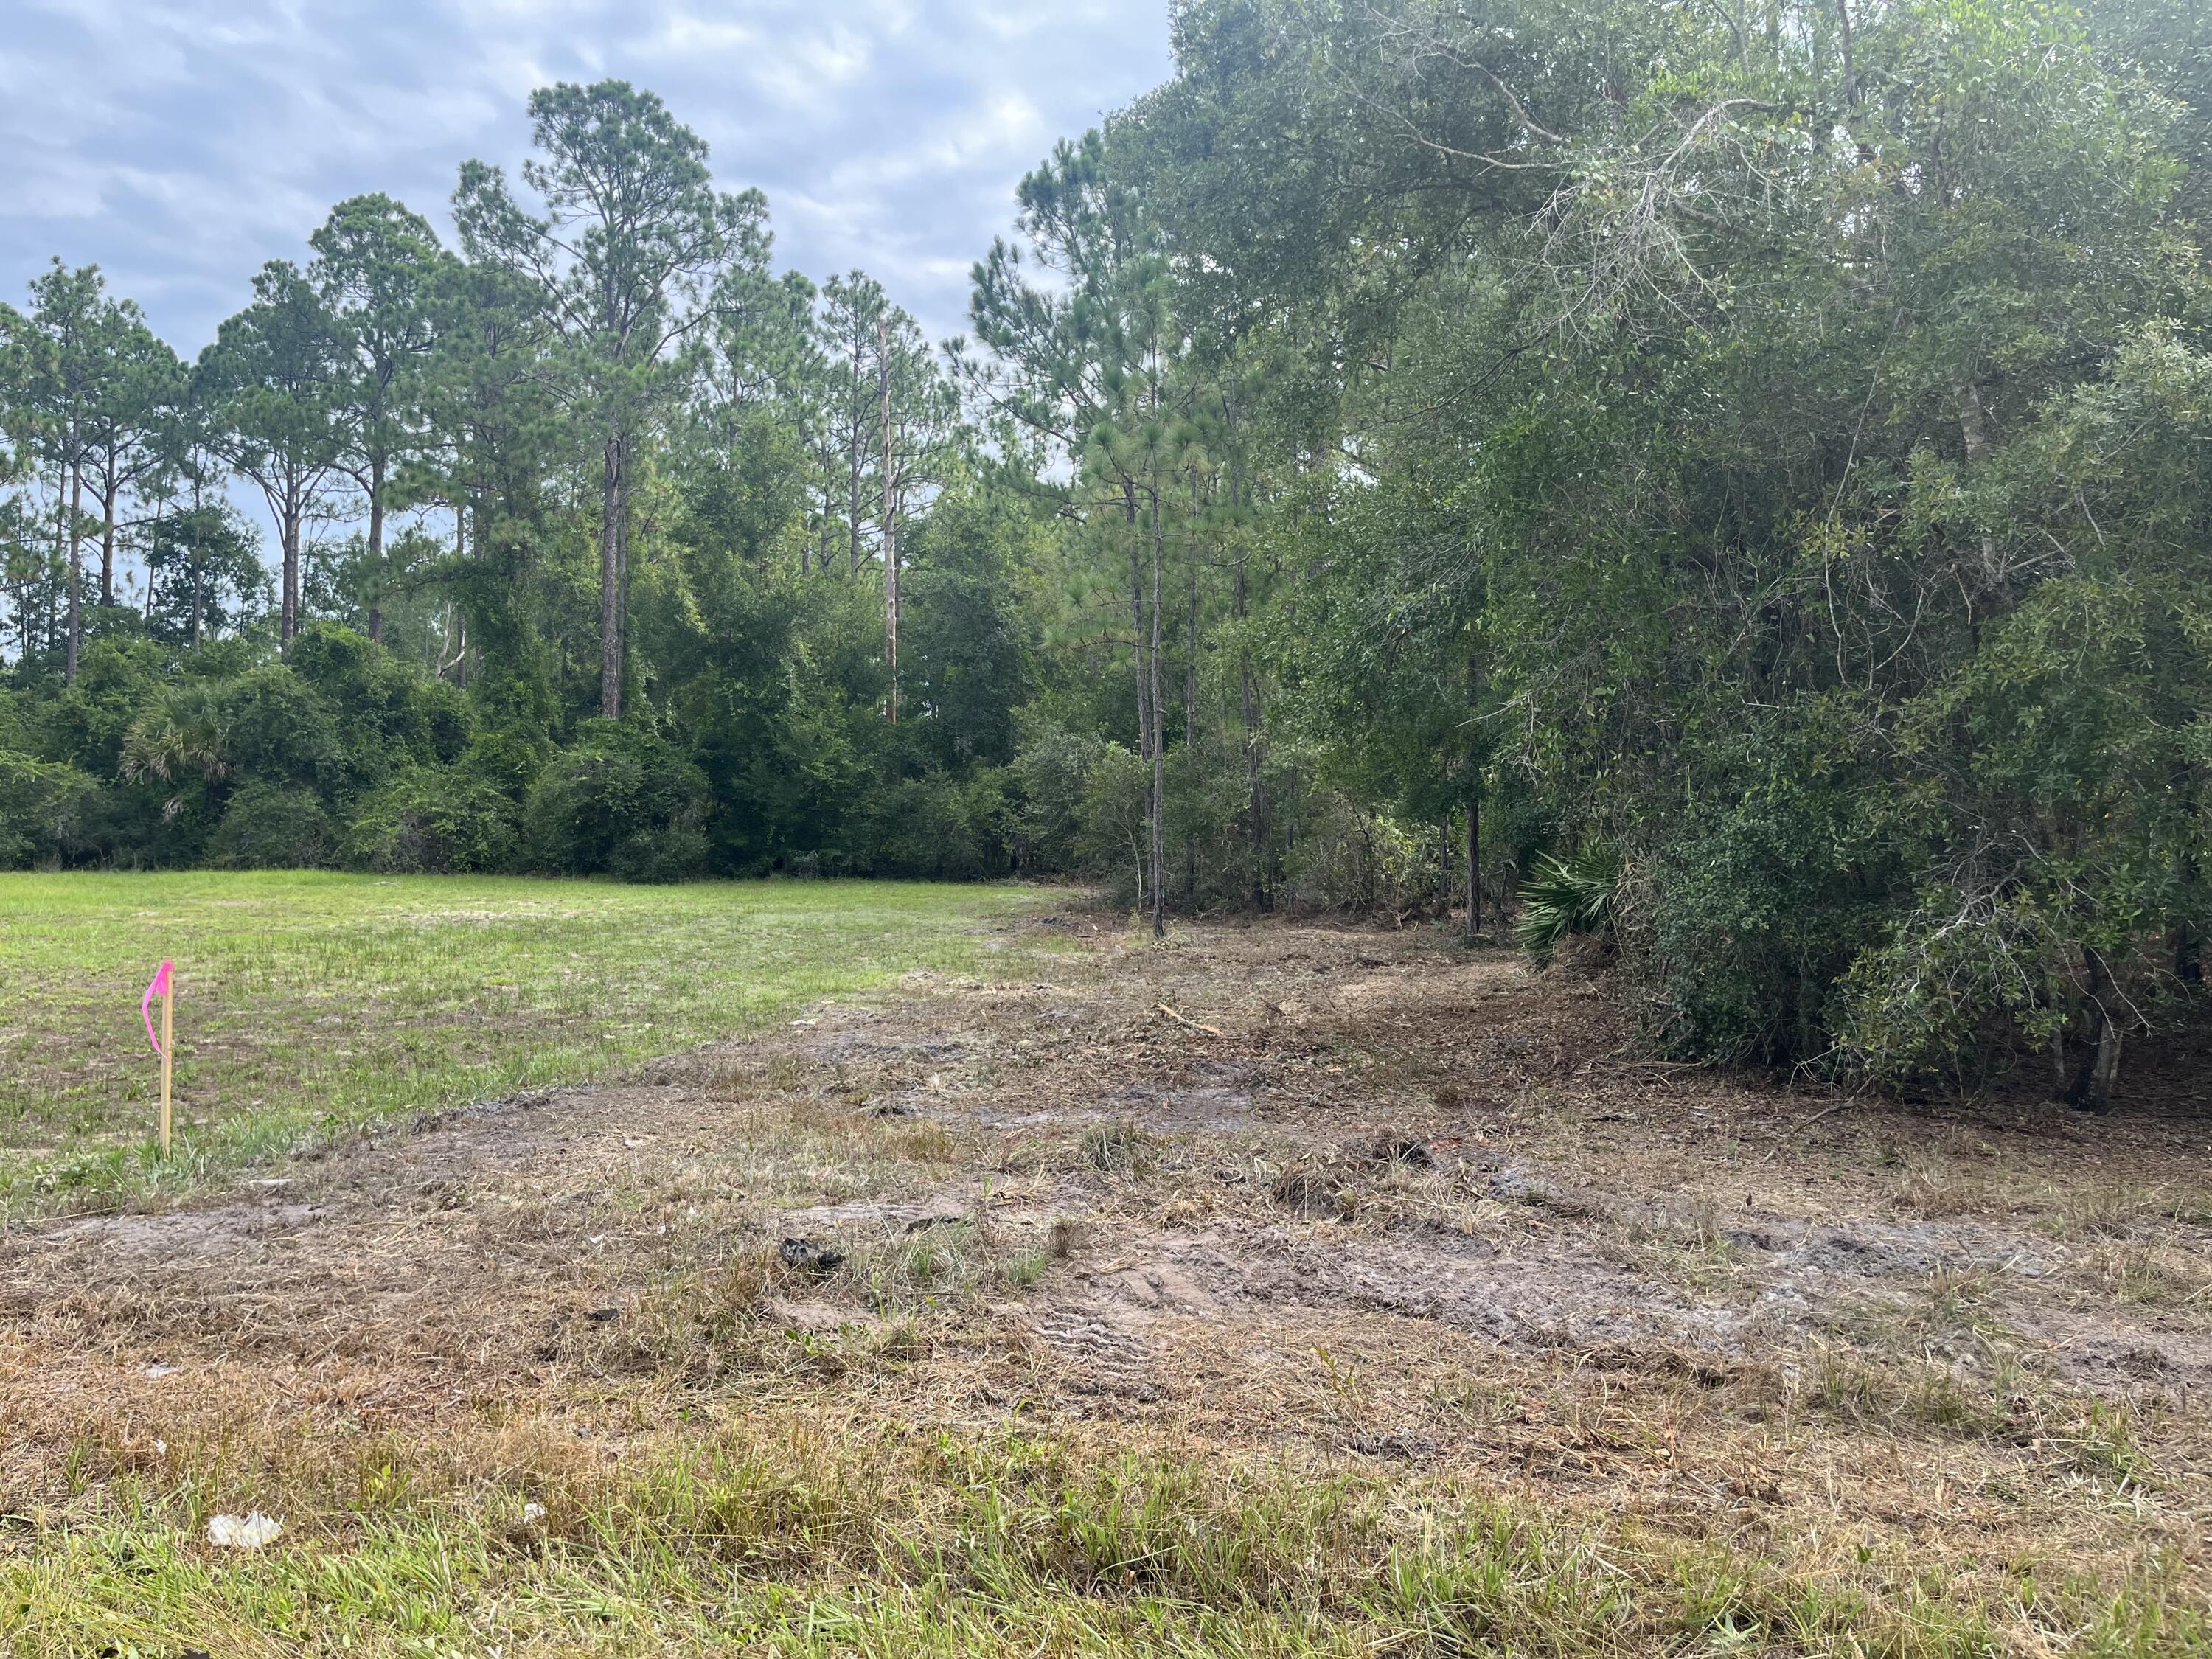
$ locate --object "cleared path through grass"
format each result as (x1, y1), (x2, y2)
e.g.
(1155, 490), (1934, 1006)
(0, 872), (1037, 1211)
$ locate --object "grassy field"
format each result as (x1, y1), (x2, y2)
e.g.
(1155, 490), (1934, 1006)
(0, 871), (1037, 1212)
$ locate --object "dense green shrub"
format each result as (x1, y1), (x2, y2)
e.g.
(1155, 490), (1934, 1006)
(1161, 737), (1267, 911)
(342, 765), (522, 874)
(0, 752), (94, 867)
(1077, 742), (1152, 904)
(221, 667), (342, 795)
(1834, 572), (2212, 1096)
(857, 767), (1015, 880)
(1644, 782), (1897, 1065)
(526, 722), (711, 883)
(1277, 796), (1439, 917)
(207, 782), (335, 869)
(1008, 717), (1102, 872)
(290, 623), (473, 791)
(458, 726), (552, 801)
(20, 639), (173, 777)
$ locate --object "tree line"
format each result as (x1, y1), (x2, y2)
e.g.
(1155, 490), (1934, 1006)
(7, 0), (2211, 1105)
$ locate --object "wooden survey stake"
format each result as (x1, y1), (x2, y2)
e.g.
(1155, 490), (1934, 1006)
(160, 978), (173, 1155)
(142, 960), (175, 1156)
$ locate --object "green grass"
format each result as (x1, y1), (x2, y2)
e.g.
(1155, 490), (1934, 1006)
(13, 1422), (2199, 1658)
(0, 871), (1038, 1213)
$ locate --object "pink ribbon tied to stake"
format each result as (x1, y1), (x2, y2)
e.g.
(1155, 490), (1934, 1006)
(142, 960), (173, 1057)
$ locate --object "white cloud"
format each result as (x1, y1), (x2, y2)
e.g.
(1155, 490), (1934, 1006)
(1, 0), (1174, 352)
(639, 13), (759, 61)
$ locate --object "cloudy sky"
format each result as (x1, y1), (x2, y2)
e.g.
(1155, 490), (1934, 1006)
(1, 0), (1178, 356)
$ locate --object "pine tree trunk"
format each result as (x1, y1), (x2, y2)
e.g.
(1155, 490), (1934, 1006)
(1466, 796), (1481, 943)
(1183, 526), (1198, 903)
(880, 317), (899, 723)
(1127, 480), (1151, 796)
(599, 425), (623, 719)
(616, 439), (632, 696)
(64, 466), (83, 684)
(847, 351), (863, 577)
(1234, 525), (1267, 910)
(189, 476), (204, 649)
(1149, 479), (1166, 942)
(100, 465), (116, 609)
(366, 455), (386, 644)
(1184, 546), (1197, 748)
(1439, 814), (1453, 916)
(2177, 817), (2204, 982)
(1465, 653), (1484, 939)
(46, 479), (61, 661)
(280, 489), (301, 653)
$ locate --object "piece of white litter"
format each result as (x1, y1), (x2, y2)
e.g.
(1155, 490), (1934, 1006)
(207, 1512), (282, 1550)
(522, 1501), (546, 1523)
(153, 1439), (167, 1456)
(143, 1363), (180, 1380)
(789, 1019), (817, 1028)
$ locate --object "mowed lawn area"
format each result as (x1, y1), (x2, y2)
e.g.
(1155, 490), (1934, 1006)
(0, 872), (1037, 1211)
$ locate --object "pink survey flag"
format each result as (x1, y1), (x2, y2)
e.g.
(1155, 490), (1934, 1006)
(141, 960), (173, 1057)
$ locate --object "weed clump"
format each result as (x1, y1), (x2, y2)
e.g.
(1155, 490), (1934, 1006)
(1080, 1121), (1154, 1176)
